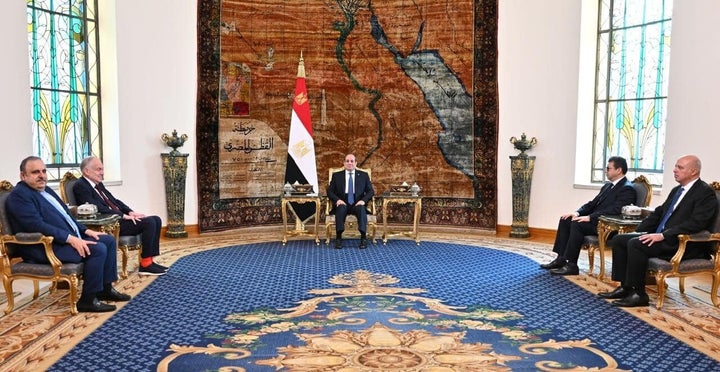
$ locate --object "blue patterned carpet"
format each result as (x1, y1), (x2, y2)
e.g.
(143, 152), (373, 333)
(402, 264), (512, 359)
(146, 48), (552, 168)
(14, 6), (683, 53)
(50, 240), (720, 371)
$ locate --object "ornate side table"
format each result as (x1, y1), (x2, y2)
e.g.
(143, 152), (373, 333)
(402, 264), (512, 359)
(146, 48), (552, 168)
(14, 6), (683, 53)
(280, 194), (322, 245)
(76, 213), (127, 277)
(594, 215), (642, 280)
(76, 213), (121, 242)
(380, 194), (422, 245)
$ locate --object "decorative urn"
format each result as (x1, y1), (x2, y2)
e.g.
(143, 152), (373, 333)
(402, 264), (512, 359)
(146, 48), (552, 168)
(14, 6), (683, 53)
(410, 183), (421, 196)
(161, 130), (189, 155)
(509, 133), (537, 156)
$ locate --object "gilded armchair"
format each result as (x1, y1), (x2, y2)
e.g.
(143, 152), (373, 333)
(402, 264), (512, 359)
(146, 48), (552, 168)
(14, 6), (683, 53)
(647, 181), (720, 309)
(584, 175), (653, 273)
(0, 180), (83, 315)
(324, 167), (377, 244)
(60, 171), (142, 278)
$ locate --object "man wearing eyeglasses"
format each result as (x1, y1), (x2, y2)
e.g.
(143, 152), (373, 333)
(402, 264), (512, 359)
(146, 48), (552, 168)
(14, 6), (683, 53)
(540, 156), (637, 275)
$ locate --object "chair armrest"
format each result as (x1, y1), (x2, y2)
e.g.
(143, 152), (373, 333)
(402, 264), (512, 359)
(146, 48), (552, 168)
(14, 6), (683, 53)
(669, 231), (720, 270)
(14, 232), (46, 242)
(2, 234), (62, 274)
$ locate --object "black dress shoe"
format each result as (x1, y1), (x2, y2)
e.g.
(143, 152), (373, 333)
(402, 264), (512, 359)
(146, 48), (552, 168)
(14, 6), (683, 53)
(359, 238), (367, 249)
(97, 288), (132, 302)
(598, 286), (631, 299)
(550, 262), (579, 276)
(612, 292), (650, 307)
(77, 298), (116, 313)
(540, 257), (566, 270)
(334, 239), (342, 249)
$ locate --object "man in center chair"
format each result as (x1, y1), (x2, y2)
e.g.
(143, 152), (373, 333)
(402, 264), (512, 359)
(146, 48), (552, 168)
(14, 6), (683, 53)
(327, 154), (374, 249)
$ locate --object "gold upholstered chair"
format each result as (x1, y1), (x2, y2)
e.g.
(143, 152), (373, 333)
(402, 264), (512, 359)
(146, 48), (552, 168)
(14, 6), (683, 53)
(647, 181), (720, 309)
(324, 167), (377, 244)
(0, 180), (83, 315)
(59, 172), (142, 278)
(584, 175), (653, 273)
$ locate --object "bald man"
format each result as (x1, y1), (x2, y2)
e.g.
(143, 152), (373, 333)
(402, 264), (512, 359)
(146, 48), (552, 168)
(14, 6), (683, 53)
(599, 155), (718, 307)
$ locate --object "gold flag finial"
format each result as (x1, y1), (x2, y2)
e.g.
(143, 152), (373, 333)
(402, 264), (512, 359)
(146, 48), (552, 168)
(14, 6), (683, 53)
(297, 51), (306, 78)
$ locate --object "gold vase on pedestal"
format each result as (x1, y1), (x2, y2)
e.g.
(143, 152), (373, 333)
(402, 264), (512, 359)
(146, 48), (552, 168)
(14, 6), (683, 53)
(509, 133), (537, 238)
(161, 130), (189, 238)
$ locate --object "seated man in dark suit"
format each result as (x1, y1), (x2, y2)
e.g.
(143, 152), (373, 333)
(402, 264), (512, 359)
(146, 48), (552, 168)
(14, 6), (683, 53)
(73, 156), (166, 276)
(541, 156), (637, 275)
(6, 156), (130, 312)
(327, 154), (374, 249)
(599, 154), (718, 307)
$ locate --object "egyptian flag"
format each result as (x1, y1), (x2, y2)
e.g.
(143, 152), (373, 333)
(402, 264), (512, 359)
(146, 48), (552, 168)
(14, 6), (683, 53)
(284, 53), (319, 221)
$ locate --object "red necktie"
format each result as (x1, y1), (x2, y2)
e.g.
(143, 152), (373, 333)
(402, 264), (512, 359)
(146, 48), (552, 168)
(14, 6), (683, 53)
(96, 183), (121, 212)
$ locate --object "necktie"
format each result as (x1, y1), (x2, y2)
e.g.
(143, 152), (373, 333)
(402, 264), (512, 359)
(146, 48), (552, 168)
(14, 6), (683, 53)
(347, 172), (354, 205)
(656, 187), (685, 233)
(41, 191), (81, 237)
(96, 183), (121, 212)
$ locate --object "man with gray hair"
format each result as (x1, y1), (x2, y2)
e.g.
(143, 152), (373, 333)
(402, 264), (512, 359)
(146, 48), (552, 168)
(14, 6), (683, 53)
(74, 156), (166, 276)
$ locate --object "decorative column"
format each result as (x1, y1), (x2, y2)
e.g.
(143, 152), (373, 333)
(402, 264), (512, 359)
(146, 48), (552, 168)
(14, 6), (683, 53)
(161, 130), (189, 238)
(509, 133), (537, 238)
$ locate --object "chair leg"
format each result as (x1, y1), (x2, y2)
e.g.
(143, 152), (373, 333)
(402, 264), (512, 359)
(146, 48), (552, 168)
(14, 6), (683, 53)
(655, 274), (667, 310)
(3, 277), (15, 315)
(119, 246), (129, 279)
(32, 279), (40, 299)
(67, 276), (79, 315)
(711, 272), (720, 307)
(586, 245), (596, 275)
(679, 277), (686, 293)
(325, 224), (332, 245)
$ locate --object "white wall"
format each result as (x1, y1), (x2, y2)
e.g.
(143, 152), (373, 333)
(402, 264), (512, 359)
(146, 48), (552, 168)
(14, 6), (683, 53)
(498, 0), (720, 230)
(113, 0), (198, 224)
(0, 1), (32, 182)
(0, 1), (198, 225)
(1, 1), (718, 231)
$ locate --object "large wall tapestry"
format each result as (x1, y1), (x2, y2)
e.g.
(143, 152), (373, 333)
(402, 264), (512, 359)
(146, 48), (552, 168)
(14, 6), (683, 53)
(196, 0), (498, 232)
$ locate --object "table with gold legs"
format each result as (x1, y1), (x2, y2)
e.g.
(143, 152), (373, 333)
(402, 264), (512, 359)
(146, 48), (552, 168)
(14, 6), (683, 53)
(76, 213), (126, 277)
(592, 215), (642, 280)
(281, 195), (322, 245)
(76, 213), (121, 242)
(381, 195), (422, 245)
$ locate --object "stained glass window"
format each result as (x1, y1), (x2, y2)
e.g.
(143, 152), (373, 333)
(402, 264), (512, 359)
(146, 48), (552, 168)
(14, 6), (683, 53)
(592, 0), (672, 185)
(27, 0), (102, 180)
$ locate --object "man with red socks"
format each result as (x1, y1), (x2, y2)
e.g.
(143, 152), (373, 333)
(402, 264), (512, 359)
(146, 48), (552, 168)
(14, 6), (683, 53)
(74, 156), (167, 276)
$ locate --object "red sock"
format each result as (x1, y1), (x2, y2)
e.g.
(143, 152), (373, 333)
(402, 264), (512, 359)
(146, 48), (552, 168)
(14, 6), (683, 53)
(141, 257), (153, 268)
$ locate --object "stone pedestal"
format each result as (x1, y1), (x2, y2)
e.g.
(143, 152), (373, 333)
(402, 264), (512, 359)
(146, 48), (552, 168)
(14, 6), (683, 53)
(510, 155), (535, 238)
(162, 153), (189, 238)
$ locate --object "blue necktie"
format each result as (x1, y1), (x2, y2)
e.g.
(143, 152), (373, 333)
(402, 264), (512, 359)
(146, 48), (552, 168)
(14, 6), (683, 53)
(41, 190), (81, 237)
(347, 172), (354, 205)
(656, 187), (685, 233)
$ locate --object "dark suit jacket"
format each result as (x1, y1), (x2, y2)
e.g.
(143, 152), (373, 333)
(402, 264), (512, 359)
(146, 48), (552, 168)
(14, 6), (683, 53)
(72, 177), (133, 217)
(327, 169), (374, 214)
(6, 181), (88, 250)
(636, 179), (718, 247)
(576, 177), (637, 225)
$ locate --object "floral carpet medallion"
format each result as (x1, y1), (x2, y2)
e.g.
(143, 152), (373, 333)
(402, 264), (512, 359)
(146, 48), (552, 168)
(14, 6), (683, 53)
(159, 269), (621, 371)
